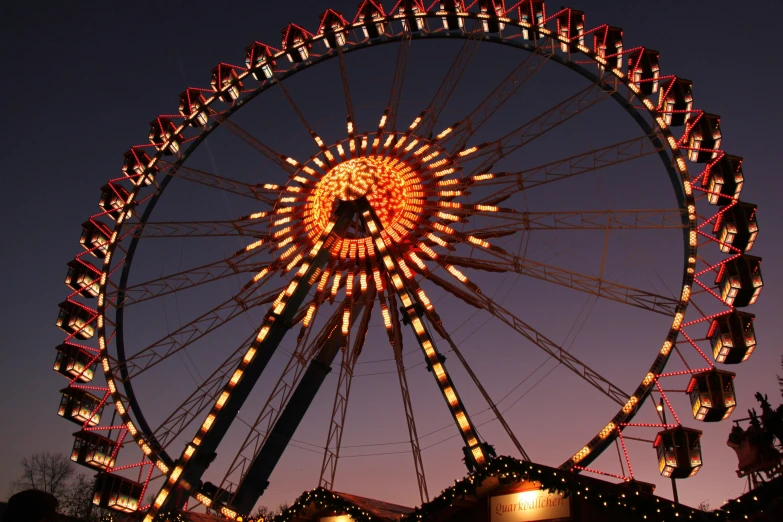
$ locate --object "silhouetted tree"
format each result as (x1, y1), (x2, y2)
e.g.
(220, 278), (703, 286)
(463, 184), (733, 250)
(11, 452), (74, 499)
(250, 503), (289, 520)
(778, 355), (783, 398)
(60, 473), (109, 521)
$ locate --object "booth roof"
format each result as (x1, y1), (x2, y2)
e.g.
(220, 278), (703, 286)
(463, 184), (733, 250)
(402, 456), (725, 522)
(333, 491), (413, 520)
(273, 487), (412, 522)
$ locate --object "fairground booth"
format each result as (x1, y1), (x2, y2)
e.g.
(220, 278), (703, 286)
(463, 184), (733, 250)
(271, 457), (721, 522)
(273, 488), (413, 522)
(399, 457), (721, 522)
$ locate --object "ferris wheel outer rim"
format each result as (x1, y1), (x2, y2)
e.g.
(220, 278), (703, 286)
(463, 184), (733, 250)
(86, 10), (706, 513)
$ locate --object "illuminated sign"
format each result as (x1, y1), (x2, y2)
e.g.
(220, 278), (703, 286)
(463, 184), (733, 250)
(490, 489), (571, 521)
(320, 516), (354, 522)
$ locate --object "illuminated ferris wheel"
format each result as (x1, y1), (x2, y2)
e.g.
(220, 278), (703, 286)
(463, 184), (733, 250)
(54, 1), (763, 519)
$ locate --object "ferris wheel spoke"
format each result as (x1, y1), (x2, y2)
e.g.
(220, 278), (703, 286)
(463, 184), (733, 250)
(117, 285), (284, 381)
(120, 218), (271, 239)
(442, 39), (555, 153)
(379, 32), (412, 135)
(218, 304), (344, 499)
(336, 43), (357, 139)
(151, 332), (254, 452)
(361, 204), (492, 472)
(424, 265), (629, 407)
(417, 24), (484, 138)
(456, 132), (666, 204)
(414, 286), (531, 463)
(442, 251), (679, 316)
(319, 292), (375, 492)
(112, 250), (274, 308)
(456, 208), (686, 233)
(274, 74), (333, 155)
(378, 289), (429, 503)
(161, 162), (279, 204)
(457, 81), (614, 178)
(208, 108), (302, 176)
(147, 208), (355, 517)
(232, 296), (371, 513)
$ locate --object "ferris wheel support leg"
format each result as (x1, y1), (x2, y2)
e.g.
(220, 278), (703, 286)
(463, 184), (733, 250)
(358, 199), (494, 472)
(230, 297), (369, 515)
(147, 204), (355, 518)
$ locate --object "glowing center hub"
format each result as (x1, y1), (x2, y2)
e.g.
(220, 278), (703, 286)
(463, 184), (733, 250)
(306, 156), (419, 241)
(320, 157), (384, 201)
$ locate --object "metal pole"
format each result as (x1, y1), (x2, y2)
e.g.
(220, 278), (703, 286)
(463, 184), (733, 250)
(658, 398), (679, 504)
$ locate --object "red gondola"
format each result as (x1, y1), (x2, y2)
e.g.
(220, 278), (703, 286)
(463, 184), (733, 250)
(54, 343), (96, 382)
(709, 311), (756, 364)
(58, 388), (102, 426)
(654, 426), (703, 478)
(688, 369), (736, 422)
(71, 431), (117, 471)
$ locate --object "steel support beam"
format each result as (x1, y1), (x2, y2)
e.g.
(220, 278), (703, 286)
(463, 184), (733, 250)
(230, 298), (367, 514)
(149, 203), (355, 516)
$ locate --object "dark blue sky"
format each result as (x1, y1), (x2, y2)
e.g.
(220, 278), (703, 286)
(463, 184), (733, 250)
(2, 0), (782, 514)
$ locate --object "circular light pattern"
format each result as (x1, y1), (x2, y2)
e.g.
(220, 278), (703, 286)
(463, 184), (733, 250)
(263, 135), (445, 264)
(305, 156), (419, 242)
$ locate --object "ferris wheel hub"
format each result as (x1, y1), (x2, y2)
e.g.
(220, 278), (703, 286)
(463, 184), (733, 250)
(303, 153), (425, 245)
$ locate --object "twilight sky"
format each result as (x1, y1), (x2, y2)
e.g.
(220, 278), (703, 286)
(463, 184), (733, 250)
(2, 0), (782, 515)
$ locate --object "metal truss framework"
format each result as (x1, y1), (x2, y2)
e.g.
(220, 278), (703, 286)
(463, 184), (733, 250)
(50, 4), (760, 520)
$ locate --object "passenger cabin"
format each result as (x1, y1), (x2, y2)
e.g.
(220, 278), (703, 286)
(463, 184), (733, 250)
(58, 387), (103, 426)
(93, 473), (143, 513)
(704, 153), (744, 206)
(319, 9), (349, 48)
(357, 1), (386, 39)
(54, 343), (97, 382)
(715, 254), (763, 307)
(714, 202), (758, 254)
(148, 117), (183, 155)
(628, 48), (660, 95)
(275, 487), (412, 522)
(122, 148), (156, 186)
(282, 24), (314, 63)
(518, 0), (546, 40)
(709, 310), (756, 364)
(65, 259), (100, 298)
(688, 369), (737, 422)
(654, 426), (703, 478)
(178, 88), (209, 127)
(594, 25), (623, 69)
(399, 0), (426, 32)
(56, 300), (96, 339)
(440, 1), (466, 31)
(245, 41), (277, 80)
(80, 220), (111, 259)
(99, 184), (131, 221)
(556, 9), (585, 53)
(480, 0), (506, 33)
(211, 64), (243, 102)
(687, 113), (721, 163)
(71, 431), (117, 471)
(658, 78), (693, 127)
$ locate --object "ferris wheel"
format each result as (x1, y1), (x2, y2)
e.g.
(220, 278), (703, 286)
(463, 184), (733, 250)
(54, 1), (763, 519)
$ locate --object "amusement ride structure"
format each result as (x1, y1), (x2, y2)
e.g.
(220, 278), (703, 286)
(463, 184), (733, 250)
(53, 1), (765, 519)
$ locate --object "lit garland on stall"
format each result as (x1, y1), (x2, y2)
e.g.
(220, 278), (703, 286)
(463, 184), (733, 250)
(718, 474), (783, 520)
(271, 487), (377, 522)
(400, 456), (725, 522)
